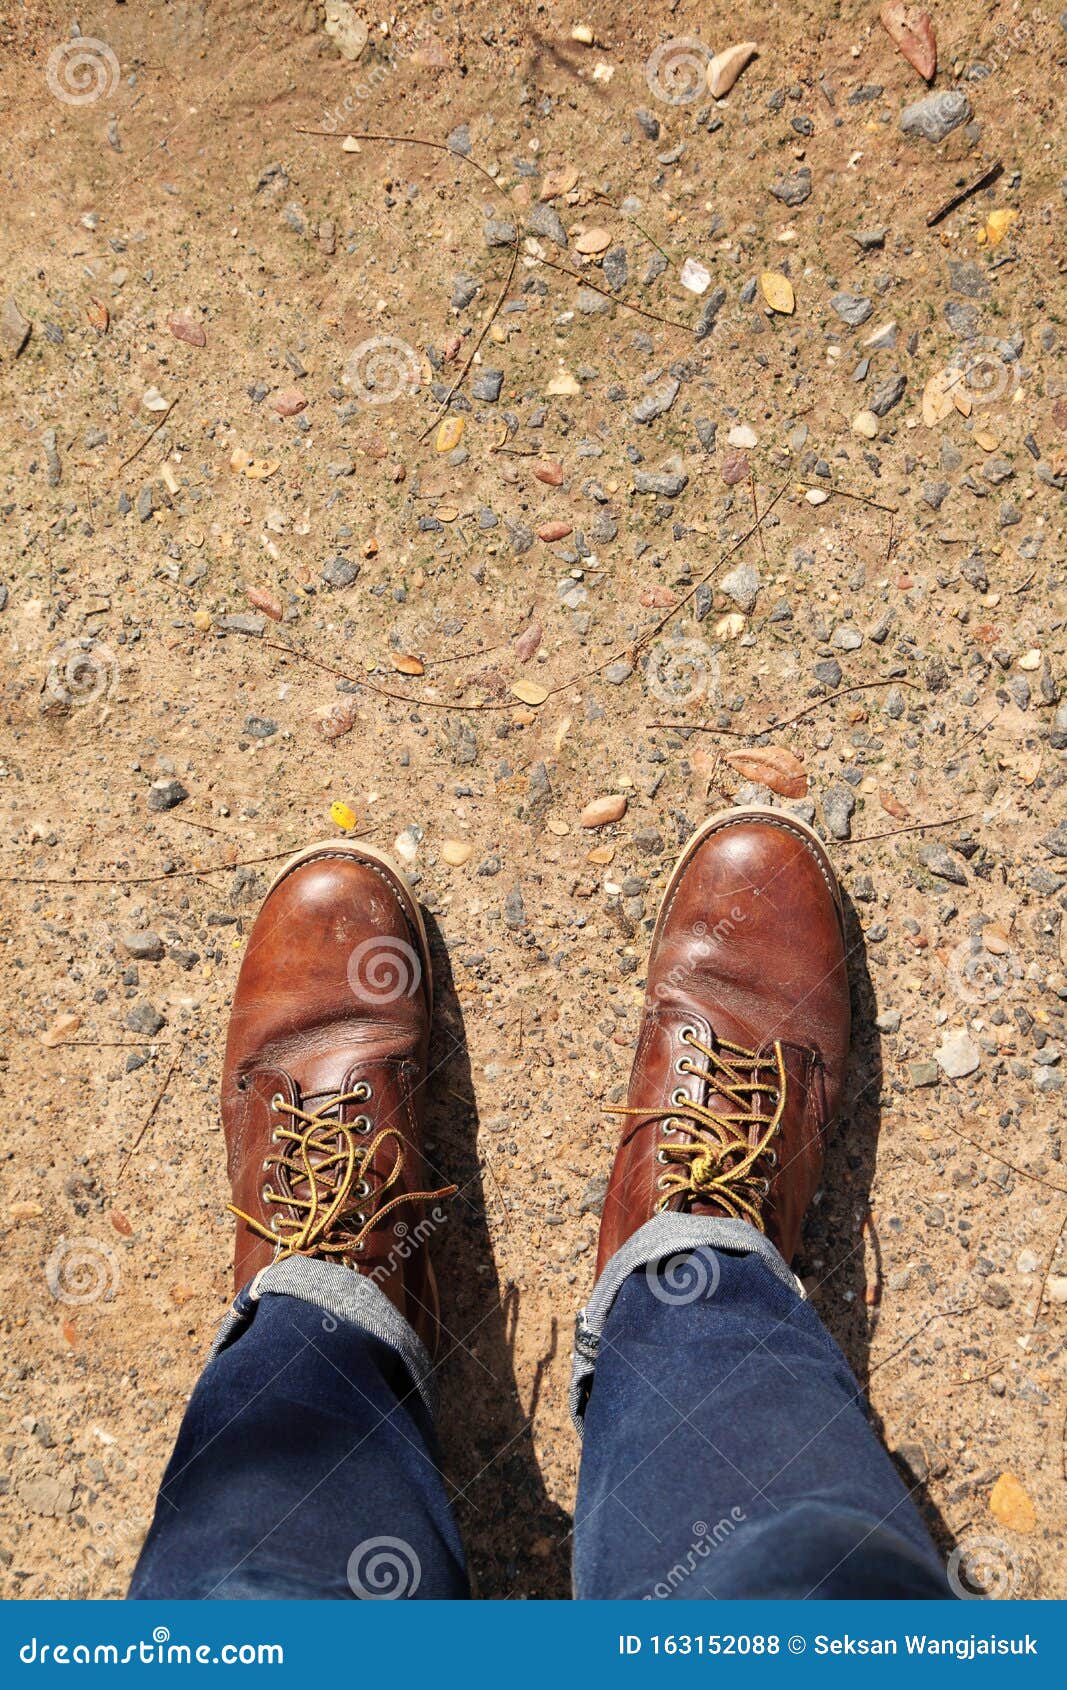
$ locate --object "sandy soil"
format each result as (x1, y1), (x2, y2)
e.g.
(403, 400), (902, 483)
(0, 0), (1064, 1599)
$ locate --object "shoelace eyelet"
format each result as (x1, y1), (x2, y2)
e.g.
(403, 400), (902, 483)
(270, 1092), (285, 1112)
(353, 1114), (372, 1134)
(671, 1087), (689, 1108)
(353, 1179), (370, 1199)
(352, 1081), (373, 1102)
(678, 1025), (697, 1046)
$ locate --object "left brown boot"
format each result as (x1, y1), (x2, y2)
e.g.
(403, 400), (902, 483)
(220, 842), (456, 1351)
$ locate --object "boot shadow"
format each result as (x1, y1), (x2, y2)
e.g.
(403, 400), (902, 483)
(420, 912), (572, 1598)
(804, 886), (958, 1565)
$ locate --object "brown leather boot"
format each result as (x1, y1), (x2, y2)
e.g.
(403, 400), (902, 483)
(596, 806), (850, 1273)
(221, 842), (455, 1351)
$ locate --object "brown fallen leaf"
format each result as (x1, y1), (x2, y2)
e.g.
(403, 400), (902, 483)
(86, 299), (109, 333)
(393, 653), (425, 676)
(62, 1320), (78, 1347)
(511, 679), (549, 707)
(168, 312), (206, 348)
(40, 1012), (81, 1048)
(879, 790), (911, 820)
(245, 584), (284, 622)
(724, 746), (807, 798)
(110, 1209), (133, 1237)
(512, 621), (543, 663)
(879, 2), (936, 82)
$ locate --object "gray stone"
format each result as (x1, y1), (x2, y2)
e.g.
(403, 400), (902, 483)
(222, 613), (266, 636)
(633, 469), (688, 497)
(127, 1000), (166, 1036)
(504, 884), (526, 929)
(147, 777), (188, 812)
(525, 202), (568, 246)
(918, 842), (967, 885)
(771, 167), (812, 206)
(121, 930), (165, 962)
(823, 783), (856, 840)
(635, 108), (660, 140)
(947, 258), (990, 300)
(244, 715), (278, 738)
(935, 1030), (981, 1079)
(693, 287), (727, 340)
(322, 555), (360, 589)
(472, 368), (503, 402)
(830, 291), (873, 328)
(484, 218), (516, 248)
(870, 372), (907, 416)
(576, 287), (612, 315)
(909, 1061), (940, 1088)
(602, 246), (628, 292)
(446, 123), (471, 156)
(451, 274), (480, 310)
(900, 90), (971, 142)
(632, 378), (680, 424)
(719, 562), (760, 613)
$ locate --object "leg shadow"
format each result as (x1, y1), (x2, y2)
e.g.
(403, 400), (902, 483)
(804, 886), (958, 1563)
(421, 912), (572, 1598)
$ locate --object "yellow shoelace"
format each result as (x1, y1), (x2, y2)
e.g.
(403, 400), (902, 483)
(229, 1088), (457, 1263)
(607, 1031), (787, 1228)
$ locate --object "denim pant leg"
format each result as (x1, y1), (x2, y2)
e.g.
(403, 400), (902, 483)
(572, 1219), (951, 1600)
(129, 1260), (469, 1600)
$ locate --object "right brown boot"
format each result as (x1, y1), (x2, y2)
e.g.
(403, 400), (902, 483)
(595, 806), (851, 1274)
(220, 841), (456, 1352)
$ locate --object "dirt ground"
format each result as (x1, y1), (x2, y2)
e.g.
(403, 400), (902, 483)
(0, 0), (1064, 1601)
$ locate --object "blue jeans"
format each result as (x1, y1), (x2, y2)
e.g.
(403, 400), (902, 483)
(129, 1220), (951, 1600)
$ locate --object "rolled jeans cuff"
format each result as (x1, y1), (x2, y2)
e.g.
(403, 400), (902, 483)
(571, 1215), (802, 1435)
(209, 1255), (437, 1419)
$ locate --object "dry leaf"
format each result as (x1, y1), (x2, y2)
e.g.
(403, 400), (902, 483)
(41, 1012), (81, 1048)
(989, 1471), (1036, 1534)
(922, 368), (957, 427)
(760, 271), (795, 314)
(723, 746), (807, 798)
(707, 41), (759, 98)
(540, 166), (579, 200)
(985, 208), (1017, 248)
(10, 1200), (44, 1221)
(330, 800), (357, 830)
(393, 653), (425, 676)
(110, 1210), (133, 1237)
(574, 227), (611, 255)
(168, 312), (206, 348)
(440, 839), (472, 866)
(879, 790), (910, 820)
(245, 584), (284, 622)
(435, 416), (464, 453)
(86, 299), (109, 332)
(879, 3), (936, 82)
(511, 679), (549, 707)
